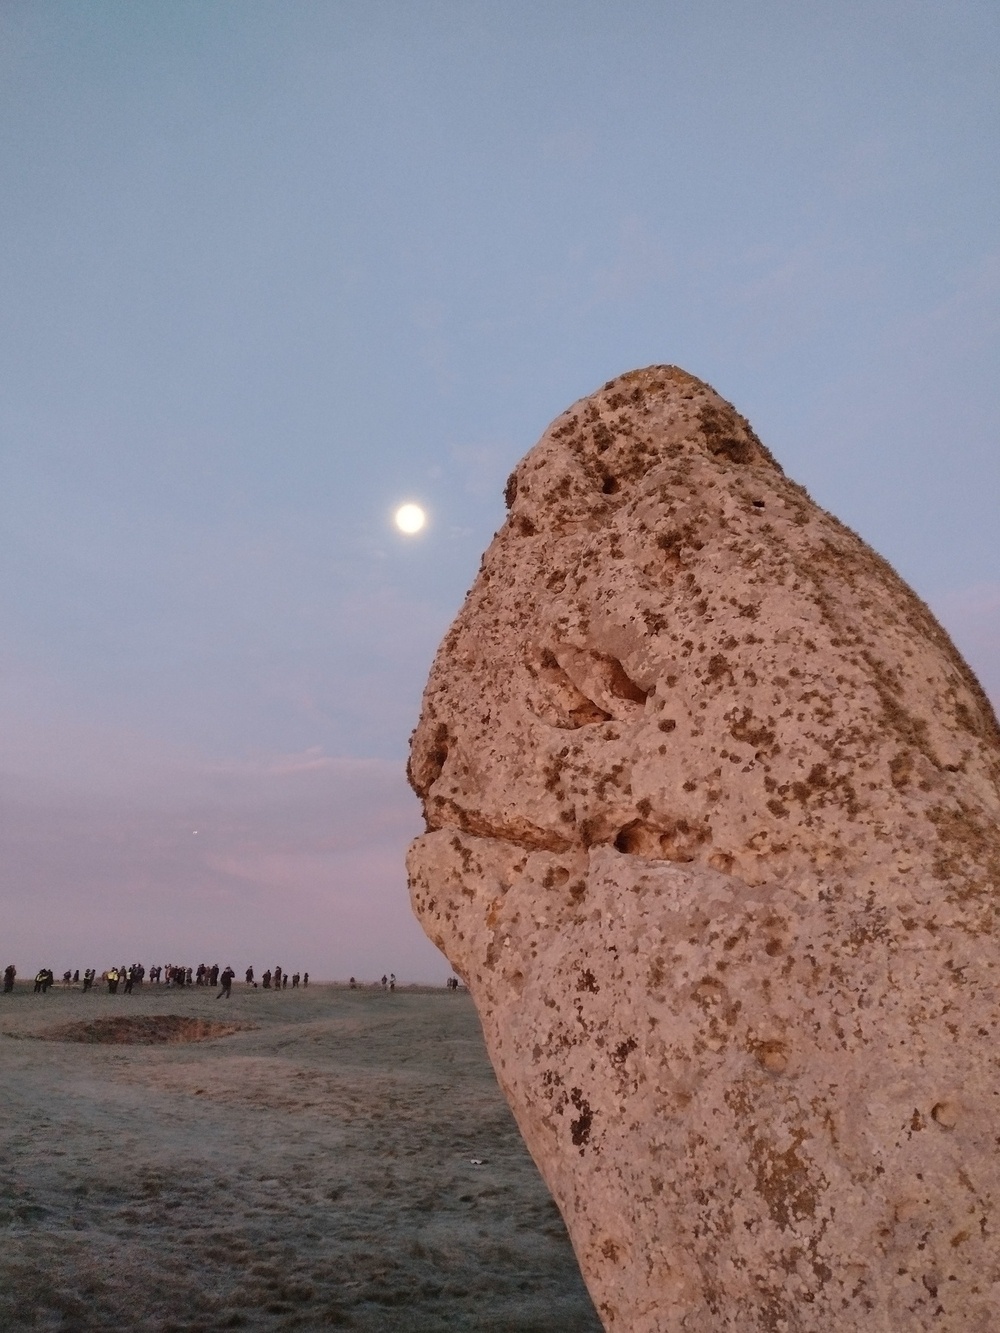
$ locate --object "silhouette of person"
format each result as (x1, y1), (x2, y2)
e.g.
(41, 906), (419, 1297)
(217, 966), (235, 999)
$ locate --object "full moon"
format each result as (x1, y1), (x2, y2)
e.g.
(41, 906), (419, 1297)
(394, 503), (426, 534)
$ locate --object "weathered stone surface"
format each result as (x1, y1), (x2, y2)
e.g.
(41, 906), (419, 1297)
(406, 366), (1000, 1331)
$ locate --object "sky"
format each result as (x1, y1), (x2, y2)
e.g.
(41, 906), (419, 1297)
(1, 1), (997, 980)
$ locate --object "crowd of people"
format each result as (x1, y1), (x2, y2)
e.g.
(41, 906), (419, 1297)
(2, 963), (463, 996)
(2, 962), (315, 998)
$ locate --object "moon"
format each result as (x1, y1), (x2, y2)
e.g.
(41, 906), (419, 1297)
(394, 503), (427, 534)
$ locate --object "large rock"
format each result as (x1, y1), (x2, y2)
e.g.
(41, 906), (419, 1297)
(406, 366), (1000, 1331)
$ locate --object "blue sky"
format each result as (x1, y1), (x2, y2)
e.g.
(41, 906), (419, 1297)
(1, 1), (997, 978)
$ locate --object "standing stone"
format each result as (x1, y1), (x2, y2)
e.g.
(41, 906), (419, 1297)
(407, 366), (1000, 1332)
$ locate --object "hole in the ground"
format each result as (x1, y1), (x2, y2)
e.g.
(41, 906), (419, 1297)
(29, 1016), (255, 1045)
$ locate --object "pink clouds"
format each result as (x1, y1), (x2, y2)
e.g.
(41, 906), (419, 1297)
(0, 731), (446, 982)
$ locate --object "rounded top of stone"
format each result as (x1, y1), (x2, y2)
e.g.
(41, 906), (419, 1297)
(412, 366), (1000, 892)
(502, 364), (782, 527)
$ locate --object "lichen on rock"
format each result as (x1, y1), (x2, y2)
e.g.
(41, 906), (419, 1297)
(407, 366), (1000, 1332)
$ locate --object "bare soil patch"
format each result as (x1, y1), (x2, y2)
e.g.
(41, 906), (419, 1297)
(24, 1014), (251, 1045)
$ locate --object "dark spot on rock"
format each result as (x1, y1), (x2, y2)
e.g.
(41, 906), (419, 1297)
(570, 1088), (593, 1149)
(592, 422), (614, 453)
(610, 1037), (637, 1068)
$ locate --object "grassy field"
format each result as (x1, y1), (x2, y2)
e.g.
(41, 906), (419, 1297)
(0, 982), (603, 1332)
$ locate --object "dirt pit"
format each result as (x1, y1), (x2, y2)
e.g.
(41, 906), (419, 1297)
(28, 1014), (251, 1044)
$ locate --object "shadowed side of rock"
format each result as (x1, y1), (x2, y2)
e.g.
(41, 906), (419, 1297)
(408, 366), (1000, 1332)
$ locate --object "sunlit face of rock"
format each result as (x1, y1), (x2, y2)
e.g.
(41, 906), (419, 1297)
(407, 367), (1000, 1333)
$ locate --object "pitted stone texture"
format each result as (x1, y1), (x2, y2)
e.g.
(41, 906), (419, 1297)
(407, 366), (1000, 1332)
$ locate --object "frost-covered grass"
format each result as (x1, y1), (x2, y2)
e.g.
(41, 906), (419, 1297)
(0, 983), (601, 1331)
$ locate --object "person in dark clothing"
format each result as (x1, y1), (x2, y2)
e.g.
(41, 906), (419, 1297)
(34, 970), (46, 994)
(262, 970), (272, 989)
(273, 966), (282, 989)
(216, 966), (235, 999)
(209, 964), (220, 987)
(291, 972), (300, 988)
(245, 966), (254, 985)
(123, 966), (134, 995)
(302, 972), (309, 987)
(4, 964), (16, 993)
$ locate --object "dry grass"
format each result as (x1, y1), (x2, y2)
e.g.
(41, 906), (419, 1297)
(0, 983), (602, 1332)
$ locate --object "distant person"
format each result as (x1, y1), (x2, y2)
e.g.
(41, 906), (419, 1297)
(82, 969), (94, 992)
(73, 969), (80, 983)
(381, 975), (387, 989)
(282, 973), (288, 989)
(302, 972), (309, 987)
(262, 970), (272, 989)
(349, 976), (356, 989)
(217, 966), (235, 999)
(107, 967), (119, 994)
(123, 966), (134, 995)
(245, 966), (254, 985)
(209, 964), (220, 987)
(273, 966), (282, 990)
(34, 969), (47, 994)
(4, 964), (16, 993)
(185, 967), (193, 985)
(291, 972), (300, 988)
(389, 973), (396, 991)
(62, 971), (72, 986)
